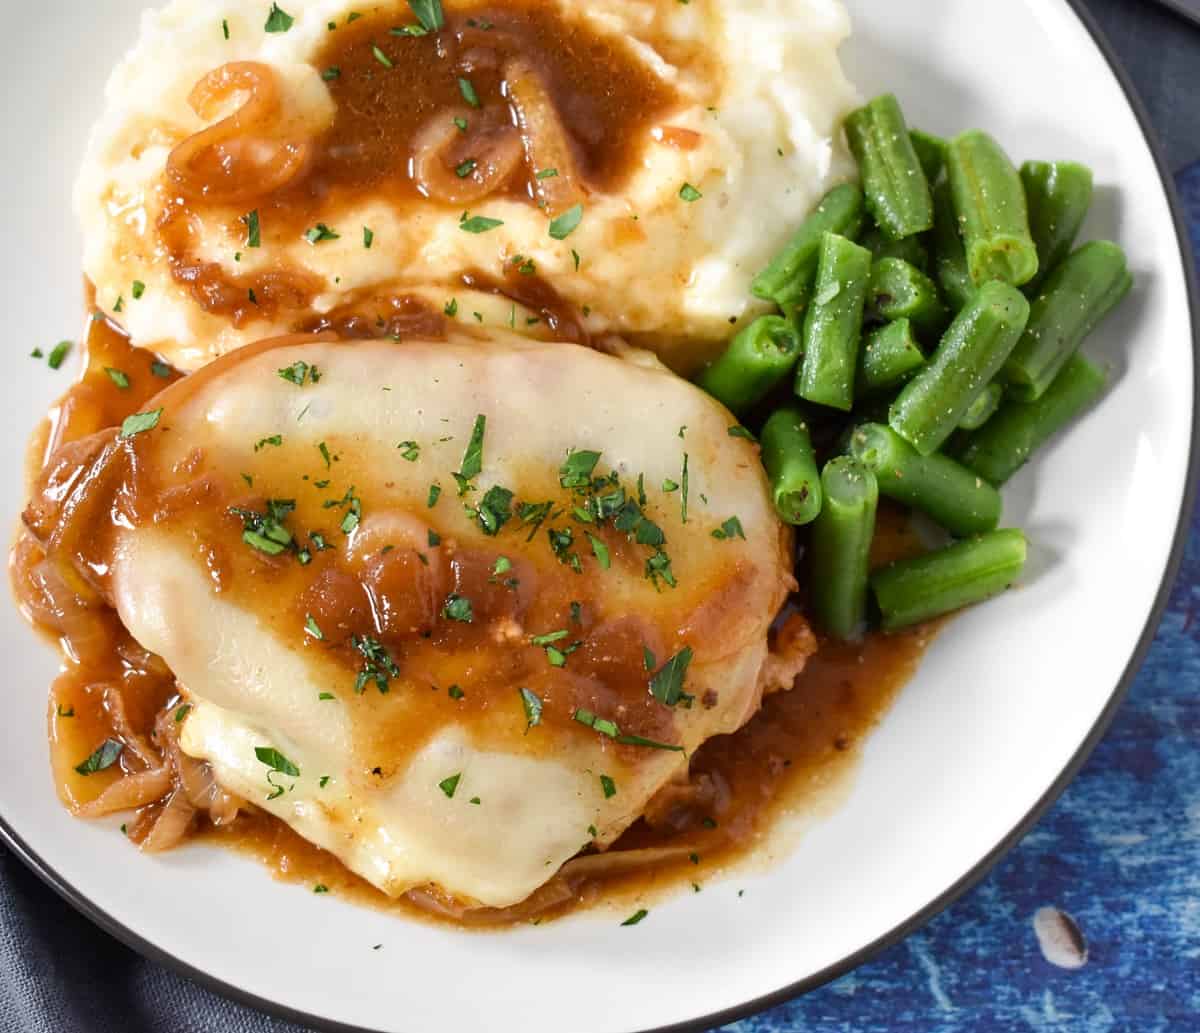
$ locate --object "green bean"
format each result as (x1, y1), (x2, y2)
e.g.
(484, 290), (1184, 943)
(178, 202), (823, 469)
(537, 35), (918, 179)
(862, 225), (930, 271)
(946, 130), (1039, 287)
(696, 315), (801, 414)
(761, 405), (823, 526)
(870, 528), (1027, 631)
(889, 281), (1030, 455)
(958, 353), (1108, 484)
(1021, 160), (1094, 294)
(959, 382), (1003, 430)
(752, 183), (865, 307)
(1002, 240), (1131, 401)
(810, 457), (878, 639)
(867, 257), (950, 338)
(844, 94), (934, 240)
(849, 422), (1001, 536)
(910, 129), (948, 184)
(856, 319), (925, 397)
(796, 232), (872, 411)
(931, 180), (974, 311)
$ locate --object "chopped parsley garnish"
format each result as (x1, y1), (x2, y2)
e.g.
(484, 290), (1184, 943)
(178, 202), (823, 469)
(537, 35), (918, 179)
(230, 498), (295, 555)
(469, 797), (481, 805)
(321, 66), (340, 81)
(47, 340), (72, 370)
(318, 441), (333, 468)
(448, 684), (465, 700)
(255, 746), (300, 776)
(459, 213), (503, 234)
(492, 556), (512, 577)
(548, 526), (581, 572)
(104, 367), (130, 389)
(442, 594), (473, 623)
(397, 440), (420, 461)
(535, 168), (559, 180)
(474, 485), (513, 535)
(150, 360), (172, 378)
(531, 630), (569, 646)
(453, 116), (468, 132)
(319, 775), (331, 787)
(574, 708), (684, 752)
(372, 44), (394, 68)
(119, 408), (162, 439)
(173, 703), (191, 723)
(254, 434), (282, 452)
(570, 601), (583, 624)
(458, 76), (480, 108)
(313, 884), (329, 894)
(643, 647), (656, 671)
(519, 687), (542, 730)
(239, 211), (261, 252)
(600, 774), (617, 798)
(711, 516), (746, 541)
(318, 692), (335, 701)
(427, 528), (441, 547)
(351, 634), (400, 693)
(728, 424), (757, 441)
(427, 483), (442, 508)
(455, 158), (477, 178)
(278, 360), (319, 386)
(363, 225), (374, 248)
(548, 203), (583, 240)
(406, 0), (444, 32)
(304, 223), (340, 244)
(621, 909), (649, 926)
(439, 773), (462, 798)
(679, 182), (703, 202)
(681, 453), (690, 523)
(587, 533), (610, 569)
(572, 249), (581, 271)
(74, 739), (123, 776)
(453, 414), (486, 493)
(114, 295), (124, 312)
(264, 3), (294, 32)
(559, 449), (601, 489)
(646, 549), (677, 589)
(30, 348), (43, 359)
(518, 500), (553, 541)
(304, 614), (324, 640)
(649, 647), (694, 706)
(444, 298), (458, 317)
(222, 17), (230, 39)
(56, 704), (75, 718)
(131, 280), (145, 299)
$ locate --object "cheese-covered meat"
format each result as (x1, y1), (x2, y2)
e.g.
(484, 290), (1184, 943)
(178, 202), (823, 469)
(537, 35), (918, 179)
(76, 0), (857, 374)
(25, 331), (801, 908)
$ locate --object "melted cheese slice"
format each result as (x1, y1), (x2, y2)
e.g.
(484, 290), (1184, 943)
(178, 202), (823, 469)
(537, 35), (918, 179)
(98, 332), (793, 907)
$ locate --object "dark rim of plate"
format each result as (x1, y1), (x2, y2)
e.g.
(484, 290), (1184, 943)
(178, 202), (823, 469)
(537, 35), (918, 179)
(1, 2), (1197, 1031)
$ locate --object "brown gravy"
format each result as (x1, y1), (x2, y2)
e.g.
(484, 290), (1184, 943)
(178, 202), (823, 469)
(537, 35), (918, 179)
(14, 310), (938, 926)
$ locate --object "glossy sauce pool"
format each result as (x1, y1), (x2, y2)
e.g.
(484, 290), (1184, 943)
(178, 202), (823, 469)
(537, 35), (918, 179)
(16, 310), (939, 926)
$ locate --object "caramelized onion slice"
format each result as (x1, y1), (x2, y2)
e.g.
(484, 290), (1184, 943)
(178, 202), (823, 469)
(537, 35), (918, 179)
(502, 58), (587, 216)
(74, 767), (172, 818)
(411, 106), (523, 205)
(166, 62), (312, 204)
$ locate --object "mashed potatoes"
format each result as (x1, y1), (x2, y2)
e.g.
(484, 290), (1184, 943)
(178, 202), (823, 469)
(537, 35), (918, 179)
(77, 0), (857, 373)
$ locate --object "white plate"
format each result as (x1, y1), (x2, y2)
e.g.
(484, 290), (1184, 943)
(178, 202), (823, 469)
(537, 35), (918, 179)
(1, 2), (1195, 1031)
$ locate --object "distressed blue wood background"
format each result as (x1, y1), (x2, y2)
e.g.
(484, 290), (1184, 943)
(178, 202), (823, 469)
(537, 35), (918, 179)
(0, 2), (1197, 1032)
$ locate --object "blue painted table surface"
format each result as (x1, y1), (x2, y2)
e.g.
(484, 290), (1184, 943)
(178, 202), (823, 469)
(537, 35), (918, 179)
(0, 2), (1198, 1032)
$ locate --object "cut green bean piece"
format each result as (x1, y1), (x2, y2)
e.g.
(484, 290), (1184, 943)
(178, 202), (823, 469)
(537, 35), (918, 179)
(889, 281), (1030, 455)
(751, 183), (865, 307)
(845, 94), (934, 240)
(958, 382), (1003, 430)
(850, 422), (1001, 536)
(810, 457), (878, 639)
(1003, 240), (1130, 402)
(1021, 160), (1094, 294)
(910, 129), (948, 184)
(856, 319), (925, 397)
(761, 405), (822, 526)
(959, 353), (1108, 484)
(931, 179), (974, 312)
(947, 130), (1038, 287)
(862, 225), (930, 271)
(796, 233), (872, 411)
(867, 257), (950, 338)
(697, 315), (801, 414)
(871, 528), (1027, 631)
